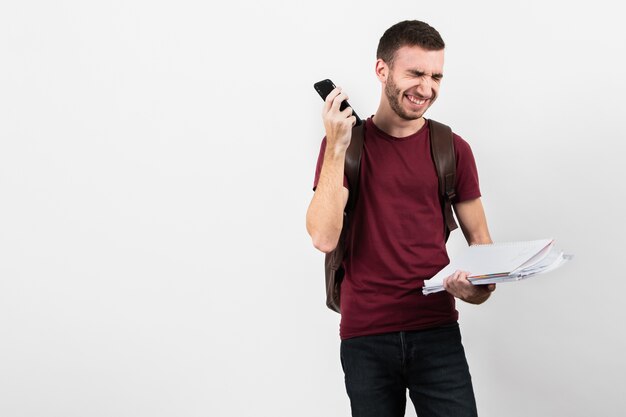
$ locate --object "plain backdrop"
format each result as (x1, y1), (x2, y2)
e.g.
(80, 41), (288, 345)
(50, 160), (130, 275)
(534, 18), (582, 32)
(1, 1), (625, 416)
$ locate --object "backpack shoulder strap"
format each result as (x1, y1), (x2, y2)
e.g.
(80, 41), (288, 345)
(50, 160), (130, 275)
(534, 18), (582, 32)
(344, 122), (365, 213)
(428, 119), (459, 240)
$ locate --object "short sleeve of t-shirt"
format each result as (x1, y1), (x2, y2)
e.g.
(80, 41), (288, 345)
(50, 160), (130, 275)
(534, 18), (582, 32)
(452, 133), (481, 203)
(312, 137), (350, 191)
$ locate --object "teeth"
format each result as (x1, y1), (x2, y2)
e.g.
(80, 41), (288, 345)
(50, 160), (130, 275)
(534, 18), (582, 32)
(407, 95), (426, 105)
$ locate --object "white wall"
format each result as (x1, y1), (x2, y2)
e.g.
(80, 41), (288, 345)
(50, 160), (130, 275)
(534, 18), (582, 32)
(1, 1), (624, 416)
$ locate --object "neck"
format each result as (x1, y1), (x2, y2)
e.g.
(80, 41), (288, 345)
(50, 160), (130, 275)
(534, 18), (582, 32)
(373, 103), (426, 138)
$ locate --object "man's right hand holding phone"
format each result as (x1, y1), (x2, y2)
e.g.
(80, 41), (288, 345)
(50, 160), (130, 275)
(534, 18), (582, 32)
(322, 87), (357, 154)
(307, 86), (355, 253)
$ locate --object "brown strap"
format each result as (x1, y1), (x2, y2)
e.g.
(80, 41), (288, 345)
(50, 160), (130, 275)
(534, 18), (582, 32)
(344, 123), (365, 213)
(429, 119), (459, 238)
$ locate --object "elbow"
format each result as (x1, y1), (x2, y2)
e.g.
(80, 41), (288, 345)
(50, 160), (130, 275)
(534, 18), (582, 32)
(306, 210), (341, 253)
(308, 228), (340, 254)
(312, 236), (338, 254)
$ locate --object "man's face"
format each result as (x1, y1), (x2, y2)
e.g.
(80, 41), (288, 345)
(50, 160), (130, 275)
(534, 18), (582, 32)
(382, 45), (445, 121)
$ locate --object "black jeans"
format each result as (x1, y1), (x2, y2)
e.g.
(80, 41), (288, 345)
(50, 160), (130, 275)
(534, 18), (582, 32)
(340, 323), (478, 417)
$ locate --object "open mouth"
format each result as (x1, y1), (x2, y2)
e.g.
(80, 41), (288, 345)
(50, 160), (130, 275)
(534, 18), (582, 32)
(405, 94), (429, 106)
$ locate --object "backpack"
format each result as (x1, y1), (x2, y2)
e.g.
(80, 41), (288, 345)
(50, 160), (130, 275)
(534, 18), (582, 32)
(324, 119), (459, 313)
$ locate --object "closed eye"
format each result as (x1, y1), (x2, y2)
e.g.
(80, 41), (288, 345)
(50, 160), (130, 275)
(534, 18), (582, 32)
(408, 70), (443, 82)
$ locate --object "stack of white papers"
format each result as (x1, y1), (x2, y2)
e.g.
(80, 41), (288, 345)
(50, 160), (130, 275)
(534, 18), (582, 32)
(423, 239), (572, 295)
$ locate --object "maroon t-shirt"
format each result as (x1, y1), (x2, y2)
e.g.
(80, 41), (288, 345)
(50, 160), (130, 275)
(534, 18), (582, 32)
(313, 117), (482, 339)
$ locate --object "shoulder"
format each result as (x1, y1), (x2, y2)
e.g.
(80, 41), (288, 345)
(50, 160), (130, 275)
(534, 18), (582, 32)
(428, 119), (472, 151)
(451, 131), (471, 148)
(451, 131), (475, 157)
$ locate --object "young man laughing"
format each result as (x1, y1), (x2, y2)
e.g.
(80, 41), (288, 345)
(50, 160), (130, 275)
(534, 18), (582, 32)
(307, 20), (495, 417)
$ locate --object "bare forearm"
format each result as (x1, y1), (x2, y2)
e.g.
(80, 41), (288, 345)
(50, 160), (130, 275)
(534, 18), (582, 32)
(455, 198), (492, 246)
(469, 235), (492, 246)
(307, 86), (355, 253)
(447, 199), (496, 303)
(306, 146), (347, 253)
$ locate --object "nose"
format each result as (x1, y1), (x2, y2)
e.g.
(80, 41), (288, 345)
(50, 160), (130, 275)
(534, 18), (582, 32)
(416, 77), (433, 98)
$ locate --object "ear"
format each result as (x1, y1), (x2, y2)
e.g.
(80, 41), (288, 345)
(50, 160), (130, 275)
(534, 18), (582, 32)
(375, 59), (388, 83)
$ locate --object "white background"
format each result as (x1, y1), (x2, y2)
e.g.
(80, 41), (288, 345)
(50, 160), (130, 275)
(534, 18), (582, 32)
(1, 1), (625, 416)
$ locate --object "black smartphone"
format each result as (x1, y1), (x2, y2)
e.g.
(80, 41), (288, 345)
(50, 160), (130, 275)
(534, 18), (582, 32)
(314, 79), (362, 125)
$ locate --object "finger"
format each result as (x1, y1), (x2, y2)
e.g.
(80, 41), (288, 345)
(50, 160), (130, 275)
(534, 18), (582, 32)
(446, 272), (462, 289)
(323, 87), (342, 112)
(487, 284), (496, 292)
(340, 106), (354, 118)
(453, 270), (465, 281)
(331, 92), (349, 111)
(445, 271), (458, 286)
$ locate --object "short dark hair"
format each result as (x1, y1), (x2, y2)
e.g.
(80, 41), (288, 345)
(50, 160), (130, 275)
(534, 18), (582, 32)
(376, 20), (445, 66)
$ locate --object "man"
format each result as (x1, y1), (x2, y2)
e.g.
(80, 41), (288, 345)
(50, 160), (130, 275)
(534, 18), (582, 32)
(306, 20), (496, 417)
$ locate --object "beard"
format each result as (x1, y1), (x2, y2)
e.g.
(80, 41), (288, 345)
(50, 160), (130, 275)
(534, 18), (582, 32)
(384, 74), (429, 121)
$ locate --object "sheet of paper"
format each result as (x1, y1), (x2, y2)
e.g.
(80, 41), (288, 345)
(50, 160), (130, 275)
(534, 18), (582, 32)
(422, 239), (571, 295)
